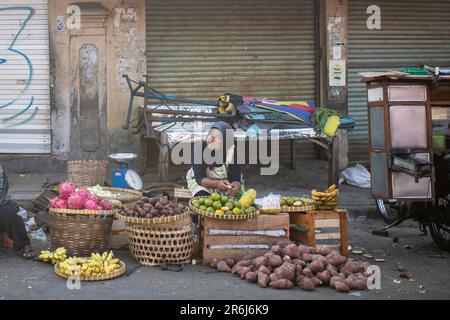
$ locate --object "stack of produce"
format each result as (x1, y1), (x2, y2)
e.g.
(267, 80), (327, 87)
(311, 185), (340, 210)
(49, 181), (114, 211)
(58, 251), (123, 277)
(119, 195), (186, 219)
(191, 189), (258, 215)
(279, 196), (315, 208)
(38, 247), (68, 264)
(210, 241), (370, 293)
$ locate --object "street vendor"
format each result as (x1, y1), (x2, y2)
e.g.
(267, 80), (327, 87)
(0, 164), (34, 259)
(186, 122), (243, 198)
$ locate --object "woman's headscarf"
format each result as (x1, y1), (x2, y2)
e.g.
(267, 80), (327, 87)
(206, 122), (235, 166)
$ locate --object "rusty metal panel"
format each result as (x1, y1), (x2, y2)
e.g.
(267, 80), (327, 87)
(146, 0), (317, 160)
(348, 0), (450, 163)
(0, 0), (51, 153)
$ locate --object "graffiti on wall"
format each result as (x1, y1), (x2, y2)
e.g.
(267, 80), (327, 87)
(0, 6), (38, 126)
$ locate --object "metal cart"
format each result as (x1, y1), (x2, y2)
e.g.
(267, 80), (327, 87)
(363, 73), (450, 251)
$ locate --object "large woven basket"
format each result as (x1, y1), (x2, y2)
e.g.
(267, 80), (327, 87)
(119, 210), (193, 266)
(67, 160), (107, 187)
(49, 208), (115, 256)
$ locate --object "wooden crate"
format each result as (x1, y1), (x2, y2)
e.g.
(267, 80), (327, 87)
(289, 210), (348, 256)
(202, 213), (290, 265)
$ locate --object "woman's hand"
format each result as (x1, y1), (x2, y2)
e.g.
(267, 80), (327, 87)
(216, 180), (232, 192)
(229, 181), (241, 197)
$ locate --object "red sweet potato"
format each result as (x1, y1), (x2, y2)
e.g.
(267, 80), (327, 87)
(327, 252), (348, 267)
(298, 276), (315, 291)
(316, 270), (331, 285)
(309, 260), (325, 273)
(301, 253), (313, 263)
(225, 258), (235, 268)
(255, 256), (268, 268)
(282, 243), (300, 259)
(269, 255), (283, 268)
(302, 268), (313, 278)
(274, 262), (296, 282)
(257, 271), (269, 288)
(345, 276), (367, 290)
(270, 245), (282, 255)
(217, 261), (231, 273)
(258, 265), (271, 275)
(330, 276), (343, 289)
(334, 280), (350, 293)
(270, 278), (294, 290)
(269, 273), (279, 283)
(245, 272), (258, 283)
(310, 276), (323, 287)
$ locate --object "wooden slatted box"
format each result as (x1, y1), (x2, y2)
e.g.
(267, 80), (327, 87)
(202, 213), (290, 265)
(289, 210), (349, 256)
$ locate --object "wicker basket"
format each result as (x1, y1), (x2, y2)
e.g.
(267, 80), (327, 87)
(67, 160), (107, 187)
(49, 208), (114, 256)
(54, 261), (126, 282)
(120, 210), (193, 266)
(144, 183), (183, 200)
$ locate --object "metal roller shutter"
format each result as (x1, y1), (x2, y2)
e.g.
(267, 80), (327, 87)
(146, 0), (317, 161)
(348, 0), (450, 162)
(146, 0), (316, 101)
(0, 0), (51, 154)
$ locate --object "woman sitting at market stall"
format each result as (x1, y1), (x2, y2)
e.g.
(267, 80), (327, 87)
(186, 122), (243, 198)
(0, 164), (34, 259)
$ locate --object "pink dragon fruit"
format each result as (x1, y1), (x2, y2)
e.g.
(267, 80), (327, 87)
(77, 188), (92, 202)
(67, 193), (84, 209)
(83, 199), (99, 211)
(99, 200), (113, 210)
(55, 199), (68, 209)
(59, 181), (76, 200)
(49, 197), (59, 208)
(87, 194), (100, 205)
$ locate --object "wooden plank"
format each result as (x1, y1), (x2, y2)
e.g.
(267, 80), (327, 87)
(174, 188), (192, 200)
(204, 213), (290, 232)
(203, 249), (268, 264)
(339, 210), (349, 257)
(308, 211), (340, 220)
(315, 232), (341, 240)
(314, 218), (340, 228)
(205, 234), (288, 247)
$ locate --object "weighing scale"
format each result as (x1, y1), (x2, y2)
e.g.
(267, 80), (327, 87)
(108, 153), (143, 190)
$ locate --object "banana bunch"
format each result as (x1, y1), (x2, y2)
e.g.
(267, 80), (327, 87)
(58, 251), (122, 277)
(311, 185), (340, 210)
(38, 247), (68, 264)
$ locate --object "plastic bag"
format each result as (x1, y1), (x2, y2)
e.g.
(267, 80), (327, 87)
(30, 228), (47, 241)
(339, 164), (371, 189)
(25, 217), (36, 233)
(17, 207), (28, 220)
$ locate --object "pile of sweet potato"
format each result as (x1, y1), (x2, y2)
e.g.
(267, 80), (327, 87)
(210, 241), (371, 293)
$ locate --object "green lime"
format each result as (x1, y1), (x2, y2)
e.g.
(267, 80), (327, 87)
(198, 198), (205, 205)
(249, 207), (257, 214)
(207, 207), (214, 213)
(220, 195), (229, 204)
(232, 208), (241, 215)
(204, 199), (213, 207)
(280, 198), (287, 206)
(245, 208), (253, 215)
(287, 198), (295, 206)
(225, 202), (234, 210)
(211, 193), (221, 201)
(200, 205), (207, 211)
(213, 201), (222, 210)
(234, 201), (242, 209)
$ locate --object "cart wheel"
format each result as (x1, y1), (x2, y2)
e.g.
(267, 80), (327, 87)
(429, 197), (450, 252)
(375, 199), (405, 224)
